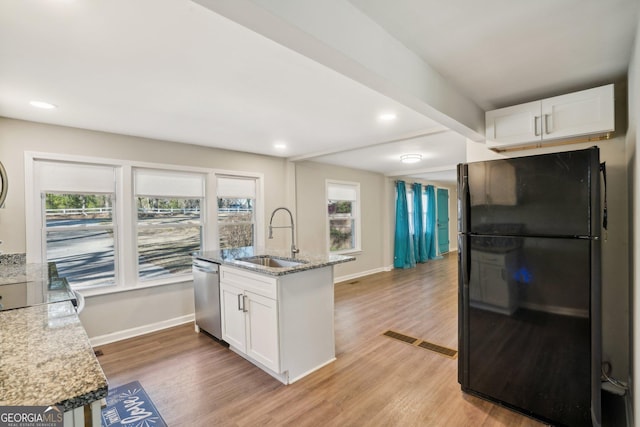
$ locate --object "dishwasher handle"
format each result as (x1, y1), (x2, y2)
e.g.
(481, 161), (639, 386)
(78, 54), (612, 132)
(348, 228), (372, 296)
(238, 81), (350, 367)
(193, 259), (219, 274)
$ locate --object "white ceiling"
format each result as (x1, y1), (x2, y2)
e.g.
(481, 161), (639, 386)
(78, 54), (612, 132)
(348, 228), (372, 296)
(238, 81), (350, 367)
(0, 1), (638, 184)
(349, 0), (639, 110)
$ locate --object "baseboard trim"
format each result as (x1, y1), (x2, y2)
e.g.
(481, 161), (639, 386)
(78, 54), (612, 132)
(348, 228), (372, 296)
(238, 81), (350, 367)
(89, 313), (195, 347)
(334, 266), (391, 284)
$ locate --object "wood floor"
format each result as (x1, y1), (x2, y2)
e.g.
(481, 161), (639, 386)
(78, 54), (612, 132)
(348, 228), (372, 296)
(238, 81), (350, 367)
(95, 252), (543, 426)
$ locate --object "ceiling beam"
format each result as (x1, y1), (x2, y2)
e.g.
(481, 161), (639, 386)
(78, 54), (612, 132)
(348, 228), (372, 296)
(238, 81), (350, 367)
(386, 164), (458, 178)
(287, 126), (450, 162)
(191, 0), (486, 142)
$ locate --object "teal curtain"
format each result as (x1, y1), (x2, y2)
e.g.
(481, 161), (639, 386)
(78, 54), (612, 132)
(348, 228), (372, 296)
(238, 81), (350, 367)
(393, 181), (415, 269)
(425, 185), (438, 260)
(412, 183), (427, 263)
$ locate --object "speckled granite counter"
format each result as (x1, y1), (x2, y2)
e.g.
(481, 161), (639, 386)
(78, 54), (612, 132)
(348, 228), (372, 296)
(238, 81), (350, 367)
(0, 301), (107, 410)
(194, 247), (355, 276)
(0, 261), (76, 311)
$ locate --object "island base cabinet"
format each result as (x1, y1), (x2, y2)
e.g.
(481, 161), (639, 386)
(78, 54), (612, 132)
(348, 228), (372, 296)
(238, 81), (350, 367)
(245, 291), (279, 371)
(219, 265), (336, 384)
(220, 283), (247, 351)
(63, 401), (102, 426)
(278, 266), (335, 383)
(220, 280), (280, 373)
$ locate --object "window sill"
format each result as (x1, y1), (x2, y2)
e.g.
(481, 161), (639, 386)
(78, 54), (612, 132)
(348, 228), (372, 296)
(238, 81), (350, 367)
(331, 249), (362, 256)
(76, 274), (194, 298)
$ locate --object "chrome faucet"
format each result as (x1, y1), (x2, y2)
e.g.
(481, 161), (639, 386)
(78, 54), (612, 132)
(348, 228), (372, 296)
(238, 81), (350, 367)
(268, 207), (299, 258)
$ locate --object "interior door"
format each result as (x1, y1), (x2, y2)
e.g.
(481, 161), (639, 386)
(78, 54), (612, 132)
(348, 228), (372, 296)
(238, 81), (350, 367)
(436, 188), (449, 254)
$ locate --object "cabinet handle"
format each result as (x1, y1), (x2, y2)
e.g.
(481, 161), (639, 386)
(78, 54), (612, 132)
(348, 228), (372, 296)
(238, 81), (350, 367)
(243, 295), (248, 313)
(534, 116), (540, 136)
(237, 294), (243, 311)
(544, 114), (551, 134)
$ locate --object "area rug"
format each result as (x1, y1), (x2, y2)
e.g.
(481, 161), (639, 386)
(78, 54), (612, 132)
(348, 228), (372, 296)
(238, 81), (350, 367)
(101, 380), (167, 427)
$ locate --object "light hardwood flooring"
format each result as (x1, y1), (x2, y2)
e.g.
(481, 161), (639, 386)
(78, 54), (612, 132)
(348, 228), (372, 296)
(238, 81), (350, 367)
(95, 252), (543, 426)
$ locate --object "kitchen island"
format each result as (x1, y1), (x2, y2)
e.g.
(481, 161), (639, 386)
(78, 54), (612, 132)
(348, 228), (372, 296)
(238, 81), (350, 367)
(0, 302), (108, 425)
(194, 249), (354, 384)
(0, 255), (107, 426)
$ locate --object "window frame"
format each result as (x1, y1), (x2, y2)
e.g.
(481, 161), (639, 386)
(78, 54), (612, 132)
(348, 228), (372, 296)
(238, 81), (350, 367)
(25, 152), (214, 296)
(214, 171), (265, 250)
(42, 190), (119, 289)
(326, 179), (361, 255)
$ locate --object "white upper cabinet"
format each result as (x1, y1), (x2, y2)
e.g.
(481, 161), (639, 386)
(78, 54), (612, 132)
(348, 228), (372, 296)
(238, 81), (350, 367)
(485, 84), (614, 149)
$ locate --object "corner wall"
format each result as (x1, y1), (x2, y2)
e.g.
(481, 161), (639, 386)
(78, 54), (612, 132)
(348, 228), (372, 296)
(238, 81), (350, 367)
(294, 161), (388, 280)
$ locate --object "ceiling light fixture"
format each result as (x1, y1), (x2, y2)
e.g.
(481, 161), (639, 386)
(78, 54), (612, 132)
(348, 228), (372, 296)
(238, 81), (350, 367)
(274, 142), (287, 150)
(378, 112), (397, 121)
(29, 100), (57, 109)
(400, 154), (422, 164)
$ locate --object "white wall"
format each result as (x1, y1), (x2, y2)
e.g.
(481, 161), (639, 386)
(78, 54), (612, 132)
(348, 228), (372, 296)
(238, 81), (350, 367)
(0, 117), (290, 341)
(294, 161), (389, 280)
(466, 89), (630, 383)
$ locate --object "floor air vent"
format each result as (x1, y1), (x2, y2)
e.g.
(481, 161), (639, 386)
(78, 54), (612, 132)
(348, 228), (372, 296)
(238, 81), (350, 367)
(383, 330), (457, 359)
(383, 330), (418, 344)
(417, 340), (458, 358)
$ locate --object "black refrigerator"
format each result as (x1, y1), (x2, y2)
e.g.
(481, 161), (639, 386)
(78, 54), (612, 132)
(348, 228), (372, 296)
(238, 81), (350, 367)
(457, 147), (602, 426)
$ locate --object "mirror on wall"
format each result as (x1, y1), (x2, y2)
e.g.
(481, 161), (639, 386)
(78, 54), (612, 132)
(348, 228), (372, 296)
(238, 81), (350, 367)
(0, 161), (7, 208)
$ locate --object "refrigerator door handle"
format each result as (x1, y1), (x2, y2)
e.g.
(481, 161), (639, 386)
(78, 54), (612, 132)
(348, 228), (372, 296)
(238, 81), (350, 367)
(457, 164), (470, 234)
(460, 235), (470, 290)
(457, 232), (470, 386)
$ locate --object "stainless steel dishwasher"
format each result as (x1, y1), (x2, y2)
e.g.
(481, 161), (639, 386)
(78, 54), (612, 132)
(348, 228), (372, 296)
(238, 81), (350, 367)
(192, 258), (222, 340)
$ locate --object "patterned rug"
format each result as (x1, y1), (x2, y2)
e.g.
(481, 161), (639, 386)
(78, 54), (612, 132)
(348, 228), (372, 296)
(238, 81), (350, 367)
(101, 381), (167, 427)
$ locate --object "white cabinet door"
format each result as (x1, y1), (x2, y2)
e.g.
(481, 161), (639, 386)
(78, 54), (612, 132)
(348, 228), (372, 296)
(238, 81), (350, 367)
(541, 84), (614, 140)
(245, 291), (280, 372)
(221, 283), (246, 352)
(486, 84), (614, 148)
(485, 100), (541, 147)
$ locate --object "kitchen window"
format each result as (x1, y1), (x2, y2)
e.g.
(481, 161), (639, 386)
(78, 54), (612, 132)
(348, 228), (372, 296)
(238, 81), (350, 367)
(216, 176), (257, 249)
(36, 161), (118, 288)
(28, 154), (211, 292)
(327, 180), (361, 254)
(134, 168), (205, 281)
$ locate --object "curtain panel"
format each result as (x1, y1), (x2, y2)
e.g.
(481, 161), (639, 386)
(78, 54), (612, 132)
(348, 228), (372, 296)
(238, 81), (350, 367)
(412, 183), (428, 263)
(393, 181), (415, 269)
(425, 185), (438, 260)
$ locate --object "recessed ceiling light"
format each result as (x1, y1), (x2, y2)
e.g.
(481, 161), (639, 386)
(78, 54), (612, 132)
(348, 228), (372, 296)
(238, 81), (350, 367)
(378, 112), (397, 121)
(400, 154), (422, 164)
(29, 100), (57, 109)
(274, 142), (287, 150)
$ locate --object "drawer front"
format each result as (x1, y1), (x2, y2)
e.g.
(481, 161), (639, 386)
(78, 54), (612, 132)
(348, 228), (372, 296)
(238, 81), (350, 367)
(220, 266), (277, 299)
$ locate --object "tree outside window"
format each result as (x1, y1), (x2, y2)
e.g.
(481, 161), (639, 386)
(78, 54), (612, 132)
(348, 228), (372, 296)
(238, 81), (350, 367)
(137, 197), (202, 280)
(327, 180), (360, 254)
(45, 193), (116, 287)
(217, 197), (254, 249)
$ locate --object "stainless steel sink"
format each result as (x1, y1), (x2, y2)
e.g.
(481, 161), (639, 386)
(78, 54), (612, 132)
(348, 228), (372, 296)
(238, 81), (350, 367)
(237, 255), (308, 268)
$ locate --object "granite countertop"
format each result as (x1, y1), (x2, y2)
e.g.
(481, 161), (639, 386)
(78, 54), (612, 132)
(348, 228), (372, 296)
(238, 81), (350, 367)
(0, 262), (76, 311)
(0, 262), (50, 286)
(0, 301), (108, 411)
(194, 247), (355, 276)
